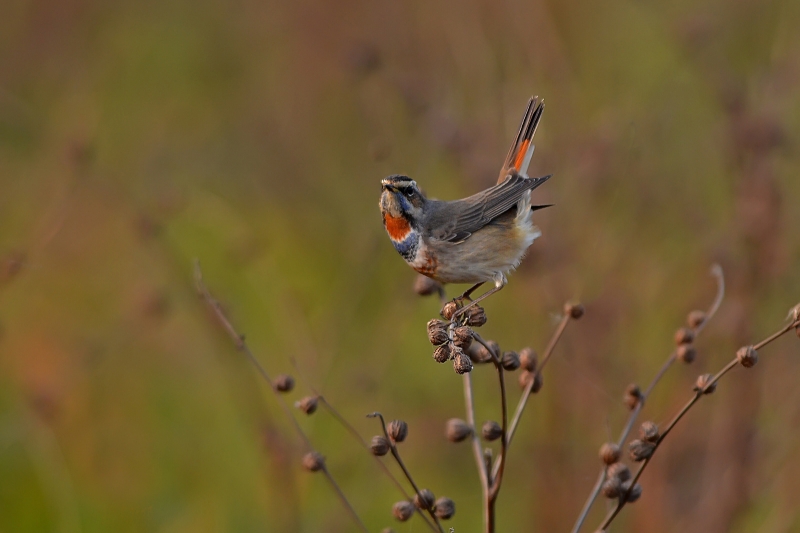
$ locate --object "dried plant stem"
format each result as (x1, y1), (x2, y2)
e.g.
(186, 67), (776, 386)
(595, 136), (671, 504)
(463, 372), (491, 530)
(597, 318), (800, 531)
(368, 413), (445, 533)
(571, 265), (725, 533)
(194, 261), (368, 533)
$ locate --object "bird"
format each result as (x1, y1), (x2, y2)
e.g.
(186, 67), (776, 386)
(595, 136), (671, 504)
(379, 96), (552, 316)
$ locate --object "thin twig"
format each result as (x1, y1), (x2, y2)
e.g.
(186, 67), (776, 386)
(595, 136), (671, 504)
(571, 265), (725, 533)
(194, 261), (368, 533)
(463, 372), (491, 530)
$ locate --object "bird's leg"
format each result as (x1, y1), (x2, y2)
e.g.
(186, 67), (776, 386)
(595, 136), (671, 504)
(457, 282), (485, 302)
(452, 279), (506, 319)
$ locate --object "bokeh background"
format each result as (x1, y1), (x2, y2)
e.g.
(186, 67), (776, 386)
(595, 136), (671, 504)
(2, 0), (800, 531)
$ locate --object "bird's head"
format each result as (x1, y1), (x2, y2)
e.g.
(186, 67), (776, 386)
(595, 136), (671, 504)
(379, 175), (426, 224)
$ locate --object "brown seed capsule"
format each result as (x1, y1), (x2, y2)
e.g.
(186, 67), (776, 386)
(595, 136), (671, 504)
(470, 340), (498, 363)
(677, 344), (697, 364)
(370, 435), (391, 456)
(433, 344), (451, 363)
(301, 451), (325, 472)
(620, 480), (642, 503)
(624, 384), (643, 410)
(295, 396), (318, 415)
(413, 489), (435, 510)
(736, 346), (758, 368)
(565, 302), (585, 319)
(452, 347), (473, 374)
(452, 326), (473, 349)
(465, 305), (487, 327)
(441, 301), (459, 320)
(519, 370), (543, 394)
(629, 439), (656, 461)
(445, 418), (472, 443)
(392, 500), (415, 522)
(694, 373), (716, 394)
(427, 319), (449, 345)
(433, 497), (456, 519)
(639, 421), (660, 443)
(414, 275), (442, 296)
(387, 420), (408, 443)
(674, 327), (695, 345)
(687, 310), (707, 329)
(481, 421), (503, 441)
(606, 462), (631, 482)
(599, 442), (621, 465)
(519, 347), (538, 372)
(274, 374), (295, 393)
(601, 476), (621, 498)
(501, 351), (521, 371)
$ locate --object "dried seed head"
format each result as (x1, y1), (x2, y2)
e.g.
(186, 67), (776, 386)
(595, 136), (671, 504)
(736, 345), (758, 368)
(427, 319), (449, 345)
(470, 339), (498, 363)
(433, 343), (451, 363)
(465, 305), (487, 327)
(481, 421), (503, 441)
(620, 480), (643, 503)
(639, 421), (660, 443)
(624, 384), (643, 410)
(501, 351), (521, 371)
(606, 462), (631, 482)
(414, 275), (442, 296)
(601, 476), (621, 498)
(687, 310), (707, 329)
(452, 347), (474, 374)
(445, 418), (472, 442)
(433, 497), (455, 519)
(519, 347), (538, 372)
(599, 442), (621, 465)
(452, 326), (473, 349)
(274, 374), (295, 393)
(519, 370), (544, 394)
(565, 302), (585, 319)
(370, 435), (391, 456)
(387, 420), (408, 443)
(629, 439), (656, 462)
(413, 489), (435, 510)
(694, 373), (716, 394)
(301, 451), (325, 472)
(295, 396), (318, 415)
(677, 344), (697, 364)
(674, 327), (695, 345)
(392, 500), (414, 522)
(441, 301), (460, 320)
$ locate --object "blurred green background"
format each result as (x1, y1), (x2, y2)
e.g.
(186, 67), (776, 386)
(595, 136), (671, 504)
(1, 0), (800, 531)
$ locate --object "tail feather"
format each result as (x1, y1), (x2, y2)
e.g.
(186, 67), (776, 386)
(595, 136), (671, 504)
(498, 97), (545, 184)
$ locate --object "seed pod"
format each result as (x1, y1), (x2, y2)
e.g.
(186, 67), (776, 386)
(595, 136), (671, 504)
(433, 343), (451, 363)
(677, 344), (697, 364)
(624, 384), (643, 410)
(427, 319), (449, 345)
(445, 418), (472, 443)
(370, 435), (390, 456)
(441, 301), (459, 320)
(392, 500), (414, 522)
(519, 370), (543, 393)
(601, 476), (621, 498)
(674, 327), (695, 345)
(519, 347), (538, 372)
(413, 489), (435, 510)
(481, 421), (502, 441)
(620, 480), (642, 503)
(387, 420), (408, 443)
(639, 421), (660, 443)
(736, 346), (758, 368)
(274, 374), (295, 393)
(470, 340), (497, 363)
(452, 347), (473, 374)
(599, 442), (621, 465)
(465, 305), (487, 327)
(433, 497), (456, 519)
(606, 462), (631, 482)
(295, 396), (318, 415)
(301, 451), (325, 472)
(501, 351), (521, 371)
(694, 373), (716, 394)
(414, 275), (441, 296)
(629, 439), (655, 462)
(687, 310), (707, 329)
(565, 302), (585, 319)
(452, 326), (473, 349)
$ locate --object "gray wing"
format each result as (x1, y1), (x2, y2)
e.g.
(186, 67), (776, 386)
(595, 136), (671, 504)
(428, 172), (551, 243)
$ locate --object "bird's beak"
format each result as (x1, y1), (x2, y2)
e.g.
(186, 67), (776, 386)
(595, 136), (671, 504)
(381, 180), (397, 192)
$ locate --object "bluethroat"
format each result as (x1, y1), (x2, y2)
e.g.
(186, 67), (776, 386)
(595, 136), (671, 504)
(379, 97), (551, 315)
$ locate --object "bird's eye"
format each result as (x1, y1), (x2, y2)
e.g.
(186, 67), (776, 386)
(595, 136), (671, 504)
(404, 188), (415, 198)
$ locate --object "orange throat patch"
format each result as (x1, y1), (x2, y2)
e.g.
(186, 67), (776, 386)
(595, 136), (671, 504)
(383, 213), (412, 241)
